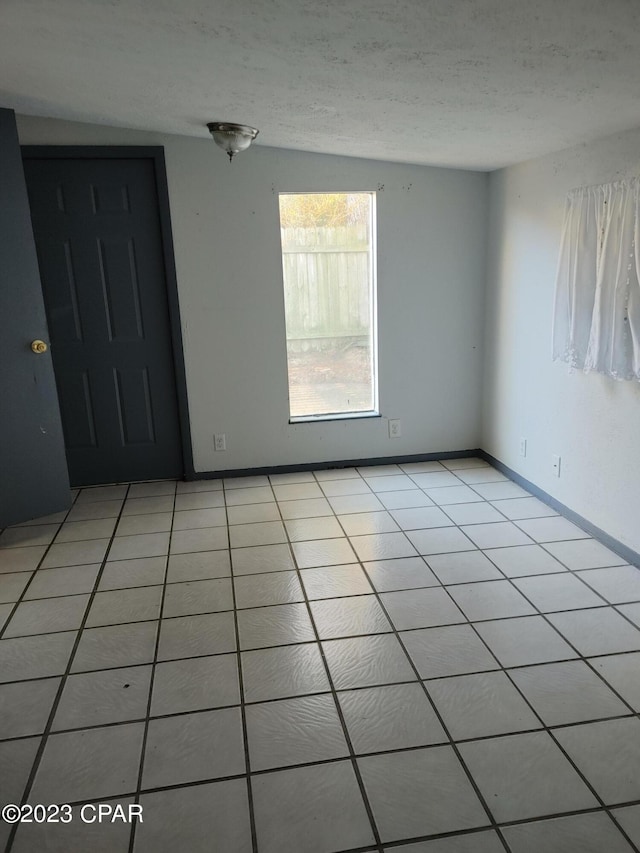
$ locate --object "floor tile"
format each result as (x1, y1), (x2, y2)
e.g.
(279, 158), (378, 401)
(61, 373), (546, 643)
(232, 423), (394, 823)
(224, 475), (270, 489)
(484, 543), (567, 577)
(314, 467), (359, 480)
(401, 624), (499, 679)
(72, 622), (158, 672)
(169, 527), (227, 555)
(402, 460), (449, 473)
(612, 805), (640, 848)
(42, 539), (109, 568)
(142, 707), (245, 788)
(338, 511), (400, 536)
(151, 653), (239, 715)
(4, 594), (90, 637)
(252, 761), (374, 853)
(471, 482), (531, 500)
(0, 524), (60, 549)
(157, 611), (236, 660)
(135, 779), (252, 853)
(358, 464), (403, 476)
(0, 677), (60, 737)
(273, 482), (323, 501)
(173, 491), (224, 511)
(425, 485), (484, 505)
(364, 556), (440, 592)
(458, 731), (598, 821)
(229, 520), (287, 548)
(389, 506), (453, 530)
(301, 564), (373, 599)
(225, 486), (274, 506)
(108, 532), (170, 561)
(98, 556), (166, 590)
(86, 586), (162, 627)
(55, 518), (117, 543)
(589, 653), (640, 711)
(227, 502), (281, 524)
(0, 603), (12, 630)
(292, 537), (356, 568)
(407, 526), (476, 555)
(338, 682), (446, 753)
(440, 502), (506, 525)
(311, 595), (391, 638)
(242, 643), (329, 702)
(162, 577), (233, 617)
(410, 471), (462, 489)
(513, 572), (606, 612)
(428, 670), (541, 739)
(0, 630), (76, 682)
(351, 531), (417, 561)
(322, 634), (416, 689)
(491, 496), (558, 520)
(0, 737), (41, 818)
(238, 602), (315, 649)
(319, 479), (371, 497)
(52, 665), (152, 730)
(66, 499), (123, 521)
(166, 550), (230, 582)
(378, 489), (434, 509)
(544, 539), (628, 570)
(128, 480), (176, 499)
(447, 580), (536, 621)
(461, 521), (533, 549)
(365, 474), (416, 492)
(231, 543), (295, 575)
(515, 516), (590, 542)
(29, 722), (144, 804)
(578, 565), (640, 604)
(0, 546), (46, 573)
(385, 830), (505, 852)
(426, 550), (503, 584)
(269, 471), (316, 484)
(115, 512), (173, 536)
(328, 493), (385, 514)
(234, 571), (304, 608)
(474, 615), (578, 667)
(381, 587), (465, 630)
(509, 660), (629, 725)
(246, 694), (348, 770)
(453, 467), (506, 485)
(76, 485), (128, 503)
(359, 746), (489, 842)
(501, 812), (635, 853)
(0, 570), (33, 603)
(548, 607), (640, 655)
(555, 718), (640, 804)
(122, 495), (176, 515)
(278, 497), (334, 519)
(12, 510), (69, 527)
(24, 563), (100, 599)
(285, 515), (344, 541)
(617, 602), (640, 627)
(176, 479), (223, 493)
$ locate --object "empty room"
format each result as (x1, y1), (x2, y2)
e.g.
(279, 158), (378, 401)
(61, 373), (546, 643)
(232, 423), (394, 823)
(1, 1), (640, 851)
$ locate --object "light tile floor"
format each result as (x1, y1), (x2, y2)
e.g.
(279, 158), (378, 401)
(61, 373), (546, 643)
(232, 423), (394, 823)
(0, 458), (639, 853)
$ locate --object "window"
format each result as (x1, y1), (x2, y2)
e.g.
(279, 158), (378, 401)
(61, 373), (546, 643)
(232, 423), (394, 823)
(278, 192), (378, 420)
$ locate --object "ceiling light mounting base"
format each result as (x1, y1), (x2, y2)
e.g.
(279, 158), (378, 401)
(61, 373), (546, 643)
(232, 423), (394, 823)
(206, 121), (259, 162)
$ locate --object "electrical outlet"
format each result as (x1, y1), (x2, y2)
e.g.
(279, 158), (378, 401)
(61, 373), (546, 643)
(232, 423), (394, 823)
(388, 419), (401, 438)
(552, 454), (561, 477)
(214, 433), (226, 452)
(519, 437), (527, 457)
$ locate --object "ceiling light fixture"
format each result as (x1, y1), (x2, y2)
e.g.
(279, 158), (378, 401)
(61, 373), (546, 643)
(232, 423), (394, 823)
(206, 122), (259, 162)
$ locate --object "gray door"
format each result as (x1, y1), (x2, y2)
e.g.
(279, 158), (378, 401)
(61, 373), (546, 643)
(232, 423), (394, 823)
(23, 155), (183, 487)
(0, 109), (71, 527)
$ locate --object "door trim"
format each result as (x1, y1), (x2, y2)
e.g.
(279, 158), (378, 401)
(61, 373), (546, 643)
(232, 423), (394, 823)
(21, 145), (195, 478)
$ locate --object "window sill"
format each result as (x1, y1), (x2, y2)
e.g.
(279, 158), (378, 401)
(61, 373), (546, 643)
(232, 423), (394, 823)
(289, 412), (381, 425)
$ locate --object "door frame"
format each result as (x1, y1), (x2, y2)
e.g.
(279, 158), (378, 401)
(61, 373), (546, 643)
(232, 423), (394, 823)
(21, 145), (195, 479)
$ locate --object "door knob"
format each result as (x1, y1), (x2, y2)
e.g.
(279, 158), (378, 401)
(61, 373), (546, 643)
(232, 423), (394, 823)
(31, 340), (48, 354)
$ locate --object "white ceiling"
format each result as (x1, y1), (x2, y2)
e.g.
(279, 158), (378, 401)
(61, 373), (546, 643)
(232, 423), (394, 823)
(2, 0), (640, 170)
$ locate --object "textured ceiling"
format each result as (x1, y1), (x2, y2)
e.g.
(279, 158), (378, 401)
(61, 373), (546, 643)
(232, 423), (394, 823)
(2, 0), (640, 169)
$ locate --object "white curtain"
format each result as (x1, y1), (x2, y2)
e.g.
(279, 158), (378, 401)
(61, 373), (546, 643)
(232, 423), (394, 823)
(553, 178), (640, 381)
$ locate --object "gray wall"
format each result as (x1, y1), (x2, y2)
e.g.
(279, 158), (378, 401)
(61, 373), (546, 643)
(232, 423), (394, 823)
(17, 115), (488, 473)
(484, 127), (640, 553)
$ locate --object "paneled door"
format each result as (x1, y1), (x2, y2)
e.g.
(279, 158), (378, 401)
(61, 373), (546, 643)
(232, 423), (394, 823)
(23, 154), (184, 486)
